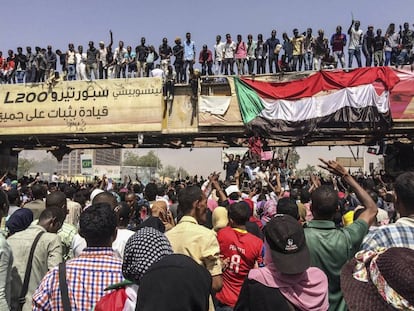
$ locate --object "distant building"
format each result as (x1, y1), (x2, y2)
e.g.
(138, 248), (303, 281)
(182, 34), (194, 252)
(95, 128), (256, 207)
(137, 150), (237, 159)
(94, 149), (122, 166)
(57, 149), (121, 177)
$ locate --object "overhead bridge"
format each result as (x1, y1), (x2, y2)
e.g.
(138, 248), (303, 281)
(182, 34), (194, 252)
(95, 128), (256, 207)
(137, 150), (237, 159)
(1, 67), (414, 173)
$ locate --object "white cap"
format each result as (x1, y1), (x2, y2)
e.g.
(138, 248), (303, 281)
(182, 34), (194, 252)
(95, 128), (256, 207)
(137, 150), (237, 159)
(225, 185), (240, 196)
(90, 189), (104, 202)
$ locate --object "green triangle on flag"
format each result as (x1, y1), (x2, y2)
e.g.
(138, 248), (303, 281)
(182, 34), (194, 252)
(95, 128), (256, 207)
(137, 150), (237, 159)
(234, 77), (264, 124)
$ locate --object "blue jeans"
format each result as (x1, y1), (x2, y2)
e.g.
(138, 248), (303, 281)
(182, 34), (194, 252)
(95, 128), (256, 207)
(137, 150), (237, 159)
(365, 51), (373, 67)
(26, 67), (37, 83)
(303, 52), (313, 70)
(348, 48), (362, 68)
(201, 62), (213, 76)
(174, 61), (184, 83)
(292, 54), (303, 71)
(333, 50), (345, 68)
(256, 58), (266, 74)
(235, 58), (246, 75)
(15, 70), (25, 83)
(268, 54), (279, 73)
(223, 58), (234, 75)
(247, 58), (255, 74)
(67, 64), (76, 80)
(384, 51), (392, 66)
(397, 49), (410, 66)
(98, 61), (108, 79)
(183, 59), (194, 82)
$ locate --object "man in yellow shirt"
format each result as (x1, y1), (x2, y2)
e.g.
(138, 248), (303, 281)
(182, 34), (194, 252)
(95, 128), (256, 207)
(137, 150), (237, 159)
(291, 28), (305, 71)
(166, 185), (222, 311)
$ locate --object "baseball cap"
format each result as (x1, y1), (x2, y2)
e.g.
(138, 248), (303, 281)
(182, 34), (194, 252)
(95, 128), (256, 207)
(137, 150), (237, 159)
(225, 185), (240, 196)
(90, 188), (104, 202)
(264, 214), (310, 274)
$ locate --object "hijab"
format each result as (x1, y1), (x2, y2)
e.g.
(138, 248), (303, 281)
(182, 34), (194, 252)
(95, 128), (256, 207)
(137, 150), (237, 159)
(136, 254), (212, 311)
(6, 208), (33, 234)
(261, 199), (277, 224)
(122, 227), (173, 284)
(249, 240), (329, 311)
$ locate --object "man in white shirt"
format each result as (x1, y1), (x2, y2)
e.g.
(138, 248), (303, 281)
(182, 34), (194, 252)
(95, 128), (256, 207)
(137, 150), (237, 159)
(113, 40), (127, 78)
(223, 34), (236, 75)
(214, 35), (225, 75)
(347, 20), (363, 68)
(151, 64), (165, 78)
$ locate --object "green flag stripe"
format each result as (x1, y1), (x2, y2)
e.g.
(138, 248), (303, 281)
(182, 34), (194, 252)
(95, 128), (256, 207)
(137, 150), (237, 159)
(234, 77), (264, 124)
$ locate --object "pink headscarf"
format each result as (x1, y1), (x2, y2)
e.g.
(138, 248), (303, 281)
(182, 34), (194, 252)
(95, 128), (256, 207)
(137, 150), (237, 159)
(261, 199), (277, 224)
(248, 241), (329, 311)
(207, 198), (218, 212)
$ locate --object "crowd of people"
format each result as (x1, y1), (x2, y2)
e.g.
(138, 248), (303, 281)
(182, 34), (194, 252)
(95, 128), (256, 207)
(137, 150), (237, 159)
(0, 149), (413, 310)
(1, 20), (413, 85)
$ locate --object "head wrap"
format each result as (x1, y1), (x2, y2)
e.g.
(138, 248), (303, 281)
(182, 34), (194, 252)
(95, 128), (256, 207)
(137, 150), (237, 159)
(207, 198), (218, 212)
(136, 254), (211, 311)
(212, 206), (228, 232)
(6, 208), (33, 234)
(122, 227), (173, 283)
(261, 199), (277, 224)
(341, 247), (414, 311)
(249, 215), (329, 311)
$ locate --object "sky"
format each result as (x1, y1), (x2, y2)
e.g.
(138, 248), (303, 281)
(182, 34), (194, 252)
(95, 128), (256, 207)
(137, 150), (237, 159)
(3, 0), (414, 56)
(8, 0), (406, 176)
(153, 146), (382, 177)
(21, 146), (382, 178)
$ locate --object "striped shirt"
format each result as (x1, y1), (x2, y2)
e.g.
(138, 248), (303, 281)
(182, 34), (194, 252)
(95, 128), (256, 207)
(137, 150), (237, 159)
(360, 217), (414, 251)
(32, 247), (124, 311)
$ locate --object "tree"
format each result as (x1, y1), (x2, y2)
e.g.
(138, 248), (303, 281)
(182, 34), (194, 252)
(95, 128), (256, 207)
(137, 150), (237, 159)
(136, 151), (162, 169)
(36, 157), (58, 175)
(176, 166), (190, 180)
(296, 164), (317, 178)
(123, 151), (141, 166)
(273, 147), (300, 168)
(123, 151), (163, 169)
(159, 165), (177, 179)
(18, 158), (38, 177)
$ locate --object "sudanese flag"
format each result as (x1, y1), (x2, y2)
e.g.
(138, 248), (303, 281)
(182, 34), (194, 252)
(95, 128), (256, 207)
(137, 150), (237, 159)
(235, 67), (400, 140)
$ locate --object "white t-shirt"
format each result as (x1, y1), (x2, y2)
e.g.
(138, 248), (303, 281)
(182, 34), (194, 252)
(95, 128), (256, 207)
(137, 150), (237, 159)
(72, 228), (134, 258)
(255, 170), (269, 187)
(349, 27), (363, 50)
(214, 42), (225, 61)
(151, 68), (165, 78)
(112, 228), (135, 258)
(223, 41), (236, 59)
(99, 48), (107, 65)
(385, 32), (400, 51)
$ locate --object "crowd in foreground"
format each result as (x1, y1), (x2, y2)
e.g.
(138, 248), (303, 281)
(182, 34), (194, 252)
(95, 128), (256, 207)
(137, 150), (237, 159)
(0, 153), (413, 310)
(1, 20), (413, 84)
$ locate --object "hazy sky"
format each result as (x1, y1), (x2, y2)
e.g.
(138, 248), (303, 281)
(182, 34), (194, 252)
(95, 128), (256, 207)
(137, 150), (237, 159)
(21, 146), (381, 178)
(10, 0), (400, 176)
(3, 0), (413, 55)
(136, 146), (382, 176)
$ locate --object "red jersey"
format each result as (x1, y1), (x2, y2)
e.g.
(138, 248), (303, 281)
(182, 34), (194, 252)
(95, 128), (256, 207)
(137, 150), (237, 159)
(331, 33), (347, 52)
(216, 226), (263, 307)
